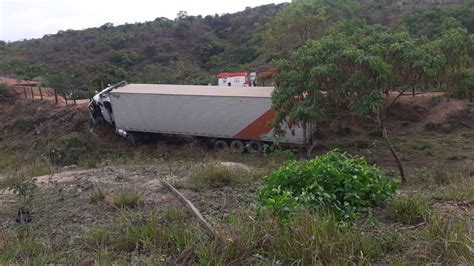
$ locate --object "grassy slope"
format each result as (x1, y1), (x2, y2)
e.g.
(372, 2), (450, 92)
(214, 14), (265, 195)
(0, 90), (472, 264)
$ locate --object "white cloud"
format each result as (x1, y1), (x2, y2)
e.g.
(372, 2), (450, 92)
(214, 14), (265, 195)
(0, 0), (289, 41)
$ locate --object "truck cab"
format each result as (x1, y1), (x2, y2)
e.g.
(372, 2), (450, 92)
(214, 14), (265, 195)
(89, 81), (127, 129)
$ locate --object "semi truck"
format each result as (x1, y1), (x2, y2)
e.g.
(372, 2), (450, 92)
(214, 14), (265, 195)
(89, 82), (313, 153)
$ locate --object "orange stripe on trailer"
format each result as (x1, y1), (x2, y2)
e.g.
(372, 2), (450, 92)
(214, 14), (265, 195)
(233, 109), (275, 140)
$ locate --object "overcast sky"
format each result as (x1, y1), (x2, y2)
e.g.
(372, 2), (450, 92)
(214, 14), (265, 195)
(0, 0), (290, 41)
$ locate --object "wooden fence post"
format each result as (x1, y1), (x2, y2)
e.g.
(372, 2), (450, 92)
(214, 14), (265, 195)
(72, 88), (77, 105)
(23, 86), (27, 99)
(31, 87), (34, 99)
(54, 88), (58, 104)
(39, 87), (43, 100)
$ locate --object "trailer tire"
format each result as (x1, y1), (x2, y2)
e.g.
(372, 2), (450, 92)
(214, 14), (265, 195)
(214, 140), (229, 152)
(230, 140), (245, 154)
(126, 133), (142, 147)
(247, 141), (262, 154)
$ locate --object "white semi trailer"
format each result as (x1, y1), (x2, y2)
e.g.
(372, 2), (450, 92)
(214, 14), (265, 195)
(89, 82), (313, 153)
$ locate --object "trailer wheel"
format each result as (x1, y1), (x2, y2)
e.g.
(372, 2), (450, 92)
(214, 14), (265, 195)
(126, 133), (142, 147)
(247, 141), (263, 154)
(230, 140), (245, 154)
(214, 140), (229, 152)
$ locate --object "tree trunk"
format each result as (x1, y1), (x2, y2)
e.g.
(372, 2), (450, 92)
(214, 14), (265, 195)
(379, 108), (406, 183)
(382, 125), (406, 183)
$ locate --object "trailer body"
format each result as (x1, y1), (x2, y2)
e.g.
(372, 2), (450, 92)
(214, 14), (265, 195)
(90, 83), (311, 145)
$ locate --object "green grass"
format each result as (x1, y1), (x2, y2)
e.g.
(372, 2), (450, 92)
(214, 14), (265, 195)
(1, 203), (472, 264)
(112, 190), (142, 209)
(0, 226), (54, 264)
(411, 141), (436, 156)
(89, 187), (106, 204)
(384, 196), (430, 225)
(423, 215), (473, 265)
(410, 167), (474, 201)
(462, 131), (474, 139)
(187, 163), (255, 189)
(80, 208), (473, 265)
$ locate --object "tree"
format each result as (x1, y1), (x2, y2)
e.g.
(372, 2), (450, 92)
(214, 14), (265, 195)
(433, 28), (474, 97)
(272, 21), (443, 182)
(47, 72), (72, 94)
(263, 0), (360, 58)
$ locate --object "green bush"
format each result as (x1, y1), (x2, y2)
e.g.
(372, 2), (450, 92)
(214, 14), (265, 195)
(0, 83), (10, 102)
(49, 133), (90, 166)
(258, 150), (397, 219)
(12, 117), (35, 132)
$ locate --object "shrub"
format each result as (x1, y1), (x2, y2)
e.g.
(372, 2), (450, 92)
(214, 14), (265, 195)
(189, 164), (250, 189)
(384, 196), (430, 225)
(48, 133), (90, 166)
(0, 174), (37, 213)
(257, 150), (397, 219)
(0, 83), (10, 102)
(462, 132), (474, 139)
(12, 117), (35, 132)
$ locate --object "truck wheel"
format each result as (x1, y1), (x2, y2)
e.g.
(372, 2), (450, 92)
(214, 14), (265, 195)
(230, 140), (245, 154)
(247, 141), (263, 154)
(126, 133), (142, 146)
(215, 140), (229, 152)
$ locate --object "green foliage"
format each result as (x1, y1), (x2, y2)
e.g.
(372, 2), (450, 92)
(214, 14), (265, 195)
(272, 20), (442, 130)
(433, 28), (474, 98)
(89, 187), (106, 204)
(112, 191), (142, 209)
(263, 0), (360, 58)
(0, 83), (10, 102)
(188, 164), (252, 189)
(49, 133), (92, 166)
(0, 4), (281, 91)
(12, 117), (35, 132)
(424, 215), (473, 265)
(385, 196), (430, 225)
(0, 227), (54, 264)
(0, 174), (37, 210)
(262, 144), (297, 161)
(402, 2), (474, 37)
(258, 150), (397, 219)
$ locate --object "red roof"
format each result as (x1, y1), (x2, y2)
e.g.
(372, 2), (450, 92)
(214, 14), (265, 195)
(217, 72), (248, 78)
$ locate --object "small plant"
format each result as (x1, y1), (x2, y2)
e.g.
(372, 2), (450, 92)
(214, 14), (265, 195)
(0, 174), (37, 223)
(48, 133), (90, 166)
(115, 174), (128, 182)
(12, 117), (35, 132)
(262, 144), (297, 161)
(0, 83), (10, 102)
(112, 190), (142, 209)
(258, 150), (397, 220)
(412, 141), (435, 156)
(462, 132), (474, 139)
(89, 187), (106, 204)
(384, 196), (430, 225)
(189, 164), (249, 189)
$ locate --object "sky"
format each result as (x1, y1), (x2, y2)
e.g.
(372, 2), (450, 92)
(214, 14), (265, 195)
(0, 0), (290, 41)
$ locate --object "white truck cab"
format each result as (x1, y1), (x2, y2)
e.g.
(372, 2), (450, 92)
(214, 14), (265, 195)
(89, 81), (127, 128)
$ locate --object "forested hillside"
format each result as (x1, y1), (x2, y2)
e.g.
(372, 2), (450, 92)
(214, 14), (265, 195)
(0, 0), (472, 93)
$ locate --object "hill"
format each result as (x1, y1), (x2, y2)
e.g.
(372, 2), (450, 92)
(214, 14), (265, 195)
(0, 0), (472, 93)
